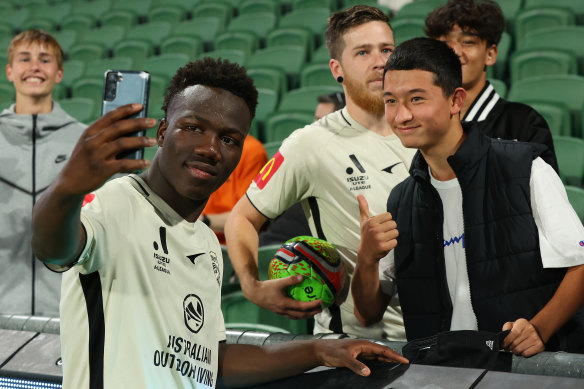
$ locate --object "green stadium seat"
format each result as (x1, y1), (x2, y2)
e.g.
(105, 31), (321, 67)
(100, 9), (138, 28)
(565, 185), (584, 224)
(125, 22), (173, 51)
(142, 53), (190, 81)
(247, 45), (307, 89)
(300, 63), (335, 88)
(527, 101), (572, 137)
(21, 18), (56, 33)
(112, 0), (153, 20)
(214, 31), (258, 57)
(113, 40), (154, 69)
(193, 2), (232, 31)
(510, 49), (577, 85)
(83, 57), (135, 78)
(247, 67), (288, 98)
(267, 27), (314, 61)
(68, 42), (107, 62)
(262, 141), (282, 160)
(221, 290), (312, 334)
(79, 25), (127, 53)
(0, 22), (12, 38)
(30, 3), (71, 25)
(264, 111), (314, 143)
(493, 0), (522, 33)
(215, 0), (243, 8)
(71, 78), (102, 117)
(553, 136), (584, 187)
(147, 5), (186, 24)
(514, 7), (575, 47)
(227, 12), (277, 45)
(393, 0), (442, 20)
(292, 0), (335, 11)
(61, 60), (85, 90)
(2, 8), (30, 30)
(160, 0), (202, 14)
(524, 0), (584, 25)
(310, 45), (330, 64)
(391, 18), (426, 46)
(0, 83), (15, 103)
(239, 0), (281, 18)
(219, 245), (240, 294)
(519, 27), (584, 75)
(278, 85), (340, 113)
(279, 8), (329, 44)
(487, 78), (507, 99)
(160, 36), (203, 58)
(198, 49), (247, 67)
(257, 244), (280, 281)
(254, 88), (279, 138)
(58, 97), (96, 124)
(52, 30), (78, 57)
(71, 0), (112, 20)
(60, 14), (97, 34)
(172, 18), (222, 50)
(492, 31), (511, 81)
(508, 75), (584, 138)
(341, 0), (391, 16)
(148, 93), (165, 121)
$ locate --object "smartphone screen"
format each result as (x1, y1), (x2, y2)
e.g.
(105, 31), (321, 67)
(102, 70), (151, 160)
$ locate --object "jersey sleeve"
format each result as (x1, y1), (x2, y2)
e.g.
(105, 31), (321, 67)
(379, 250), (397, 296)
(530, 157), (584, 268)
(76, 192), (108, 274)
(246, 130), (316, 219)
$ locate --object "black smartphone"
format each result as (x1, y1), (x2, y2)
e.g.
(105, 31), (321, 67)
(101, 70), (151, 160)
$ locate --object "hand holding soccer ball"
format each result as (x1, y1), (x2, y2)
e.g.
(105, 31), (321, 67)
(268, 236), (345, 309)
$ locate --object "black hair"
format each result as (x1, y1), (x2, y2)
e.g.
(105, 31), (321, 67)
(384, 38), (462, 97)
(162, 57), (258, 119)
(424, 0), (504, 46)
(317, 91), (346, 111)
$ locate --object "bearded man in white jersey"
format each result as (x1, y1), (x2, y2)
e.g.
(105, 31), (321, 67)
(31, 58), (407, 388)
(225, 5), (416, 340)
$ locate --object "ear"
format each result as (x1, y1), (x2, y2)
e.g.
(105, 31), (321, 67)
(329, 58), (343, 80)
(54, 67), (64, 84)
(450, 87), (466, 116)
(485, 44), (498, 67)
(6, 64), (13, 82)
(156, 118), (168, 147)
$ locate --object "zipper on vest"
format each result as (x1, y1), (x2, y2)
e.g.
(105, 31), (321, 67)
(31, 114), (38, 315)
(461, 195), (479, 330)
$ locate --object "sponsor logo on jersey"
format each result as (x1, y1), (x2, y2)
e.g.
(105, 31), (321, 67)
(81, 193), (95, 207)
(54, 154), (67, 164)
(183, 294), (204, 333)
(153, 226), (171, 275)
(345, 154), (371, 191)
(254, 151), (284, 189)
(383, 162), (403, 174)
(187, 253), (205, 265)
(210, 251), (220, 286)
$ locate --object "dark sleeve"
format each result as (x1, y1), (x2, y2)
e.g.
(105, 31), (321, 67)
(521, 107), (559, 173)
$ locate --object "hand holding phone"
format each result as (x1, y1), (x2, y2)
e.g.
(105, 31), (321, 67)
(102, 70), (151, 160)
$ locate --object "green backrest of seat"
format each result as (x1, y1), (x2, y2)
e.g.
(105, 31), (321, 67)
(142, 53), (190, 80)
(257, 244), (281, 282)
(292, 0), (336, 11)
(247, 45), (307, 89)
(0, 83), (15, 102)
(527, 101), (572, 137)
(79, 25), (127, 51)
(83, 57), (135, 78)
(565, 185), (584, 224)
(492, 31), (511, 81)
(254, 88), (280, 136)
(514, 7), (575, 47)
(215, 31), (258, 57)
(198, 49), (247, 67)
(71, 0), (112, 19)
(524, 0), (584, 24)
(61, 60), (85, 89)
(393, 0), (442, 20)
(112, 0), (153, 19)
(487, 79), (507, 99)
(100, 9), (138, 28)
(193, 2), (232, 31)
(147, 5), (186, 24)
(61, 14), (97, 34)
(58, 97), (96, 124)
(300, 63), (336, 88)
(553, 136), (584, 186)
(52, 30), (78, 57)
(22, 18), (57, 33)
(113, 40), (154, 68)
(160, 36), (203, 57)
(310, 45), (330, 64)
(227, 12), (277, 41)
(264, 111), (314, 143)
(520, 26), (584, 75)
(172, 18), (222, 47)
(262, 140), (282, 160)
(391, 18), (426, 46)
(2, 8), (30, 29)
(508, 75), (584, 138)
(71, 78), (102, 117)
(220, 245), (240, 294)
(279, 8), (329, 38)
(267, 27), (314, 60)
(247, 66), (288, 97)
(125, 21), (173, 49)
(493, 0), (522, 32)
(239, 0), (281, 17)
(510, 48), (577, 85)
(278, 85), (341, 113)
(68, 42), (107, 62)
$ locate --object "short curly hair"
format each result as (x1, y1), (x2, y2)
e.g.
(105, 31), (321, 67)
(325, 5), (390, 60)
(162, 57), (258, 120)
(425, 0), (504, 47)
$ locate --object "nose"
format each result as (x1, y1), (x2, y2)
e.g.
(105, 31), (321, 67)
(447, 41), (462, 57)
(194, 133), (221, 163)
(395, 103), (413, 124)
(373, 49), (387, 70)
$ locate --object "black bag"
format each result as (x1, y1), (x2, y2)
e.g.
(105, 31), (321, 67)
(402, 330), (512, 371)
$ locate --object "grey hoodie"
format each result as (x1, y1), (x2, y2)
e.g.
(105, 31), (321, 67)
(0, 101), (86, 316)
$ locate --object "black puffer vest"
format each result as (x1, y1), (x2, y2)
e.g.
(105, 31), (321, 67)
(388, 123), (566, 347)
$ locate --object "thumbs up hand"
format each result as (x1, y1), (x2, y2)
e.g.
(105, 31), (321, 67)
(357, 195), (398, 265)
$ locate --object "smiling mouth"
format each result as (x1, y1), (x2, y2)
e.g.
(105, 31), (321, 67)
(24, 76), (45, 84)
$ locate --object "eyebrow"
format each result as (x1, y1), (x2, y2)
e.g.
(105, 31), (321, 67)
(383, 88), (427, 97)
(351, 42), (395, 51)
(185, 114), (244, 135)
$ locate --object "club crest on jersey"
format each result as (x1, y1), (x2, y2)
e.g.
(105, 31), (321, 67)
(254, 151), (284, 190)
(210, 251), (221, 286)
(183, 294), (204, 333)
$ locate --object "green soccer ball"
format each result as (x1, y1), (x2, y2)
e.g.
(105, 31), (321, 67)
(268, 236), (345, 308)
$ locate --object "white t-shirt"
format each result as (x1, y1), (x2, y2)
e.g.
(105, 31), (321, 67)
(379, 157), (584, 331)
(247, 108), (417, 340)
(60, 175), (225, 389)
